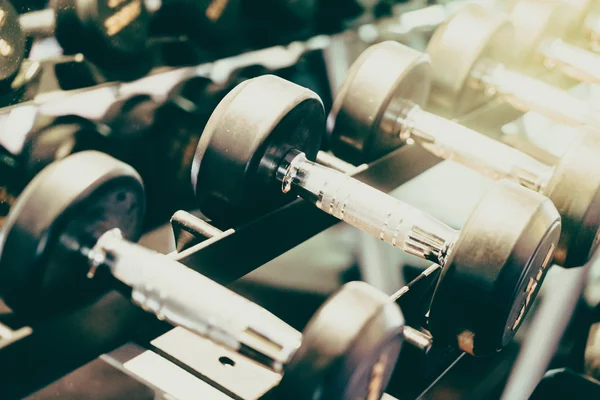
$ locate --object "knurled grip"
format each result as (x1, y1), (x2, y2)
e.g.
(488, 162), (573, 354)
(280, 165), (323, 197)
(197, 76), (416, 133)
(476, 60), (600, 127)
(402, 106), (552, 192)
(280, 152), (458, 265)
(91, 230), (302, 372)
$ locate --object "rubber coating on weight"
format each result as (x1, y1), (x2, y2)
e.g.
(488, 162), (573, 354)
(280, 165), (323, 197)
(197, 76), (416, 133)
(192, 75), (325, 224)
(429, 180), (561, 356)
(277, 281), (405, 400)
(427, 4), (515, 116)
(510, 0), (571, 63)
(544, 130), (600, 267)
(53, 0), (150, 67)
(0, 151), (145, 312)
(330, 41), (430, 164)
(0, 0), (26, 92)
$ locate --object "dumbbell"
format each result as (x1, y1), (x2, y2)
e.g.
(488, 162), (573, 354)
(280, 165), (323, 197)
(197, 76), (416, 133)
(0, 71), (238, 226)
(149, 0), (243, 52)
(427, 3), (600, 127)
(330, 40), (600, 268)
(192, 74), (561, 355)
(0, 0), (151, 93)
(241, 0), (317, 42)
(0, 113), (111, 221)
(510, 0), (600, 84)
(0, 151), (406, 400)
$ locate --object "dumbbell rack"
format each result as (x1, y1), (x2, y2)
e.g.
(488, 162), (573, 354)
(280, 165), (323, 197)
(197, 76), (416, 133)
(2, 2), (592, 397)
(0, 141), (463, 399)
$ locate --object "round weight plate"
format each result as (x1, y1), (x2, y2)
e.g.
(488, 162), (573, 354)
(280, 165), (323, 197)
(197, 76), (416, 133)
(429, 180), (561, 356)
(21, 116), (109, 181)
(166, 76), (216, 115)
(245, 0), (317, 27)
(192, 75), (325, 223)
(154, 0), (242, 49)
(511, 0), (571, 63)
(0, 151), (145, 312)
(0, 0), (26, 93)
(543, 129), (600, 268)
(427, 4), (514, 117)
(53, 0), (150, 67)
(278, 282), (404, 400)
(270, 0), (317, 24)
(330, 41), (431, 164)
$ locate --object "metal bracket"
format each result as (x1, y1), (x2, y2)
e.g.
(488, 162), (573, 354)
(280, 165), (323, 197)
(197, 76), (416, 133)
(0, 322), (32, 350)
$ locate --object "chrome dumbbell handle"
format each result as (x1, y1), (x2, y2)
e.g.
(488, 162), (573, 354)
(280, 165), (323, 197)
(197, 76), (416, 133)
(277, 150), (458, 266)
(471, 59), (600, 127)
(18, 9), (56, 37)
(538, 37), (600, 84)
(88, 229), (302, 373)
(396, 103), (553, 192)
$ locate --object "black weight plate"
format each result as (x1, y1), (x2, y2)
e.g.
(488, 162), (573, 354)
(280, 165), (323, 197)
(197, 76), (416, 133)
(278, 281), (404, 400)
(329, 41), (430, 164)
(243, 0), (317, 27)
(192, 75), (324, 224)
(21, 116), (110, 181)
(166, 75), (219, 115)
(0, 0), (26, 93)
(429, 180), (561, 356)
(53, 0), (150, 67)
(544, 130), (600, 268)
(153, 0), (243, 50)
(53, 59), (100, 90)
(227, 64), (273, 86)
(0, 151), (145, 312)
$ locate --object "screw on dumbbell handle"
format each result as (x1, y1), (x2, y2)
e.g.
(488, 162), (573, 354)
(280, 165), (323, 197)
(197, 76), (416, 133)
(277, 150), (458, 266)
(18, 9), (56, 38)
(88, 229), (302, 373)
(471, 59), (600, 128)
(395, 103), (553, 192)
(538, 37), (600, 84)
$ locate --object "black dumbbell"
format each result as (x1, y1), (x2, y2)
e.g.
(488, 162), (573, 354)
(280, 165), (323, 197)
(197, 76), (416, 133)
(149, 0), (243, 53)
(0, 151), (405, 400)
(240, 0), (318, 47)
(0, 72), (235, 225)
(0, 110), (114, 215)
(191, 74), (561, 355)
(426, 4), (600, 127)
(329, 40), (600, 268)
(0, 0), (151, 93)
(509, 0), (600, 84)
(246, 0), (318, 28)
(526, 0), (600, 53)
